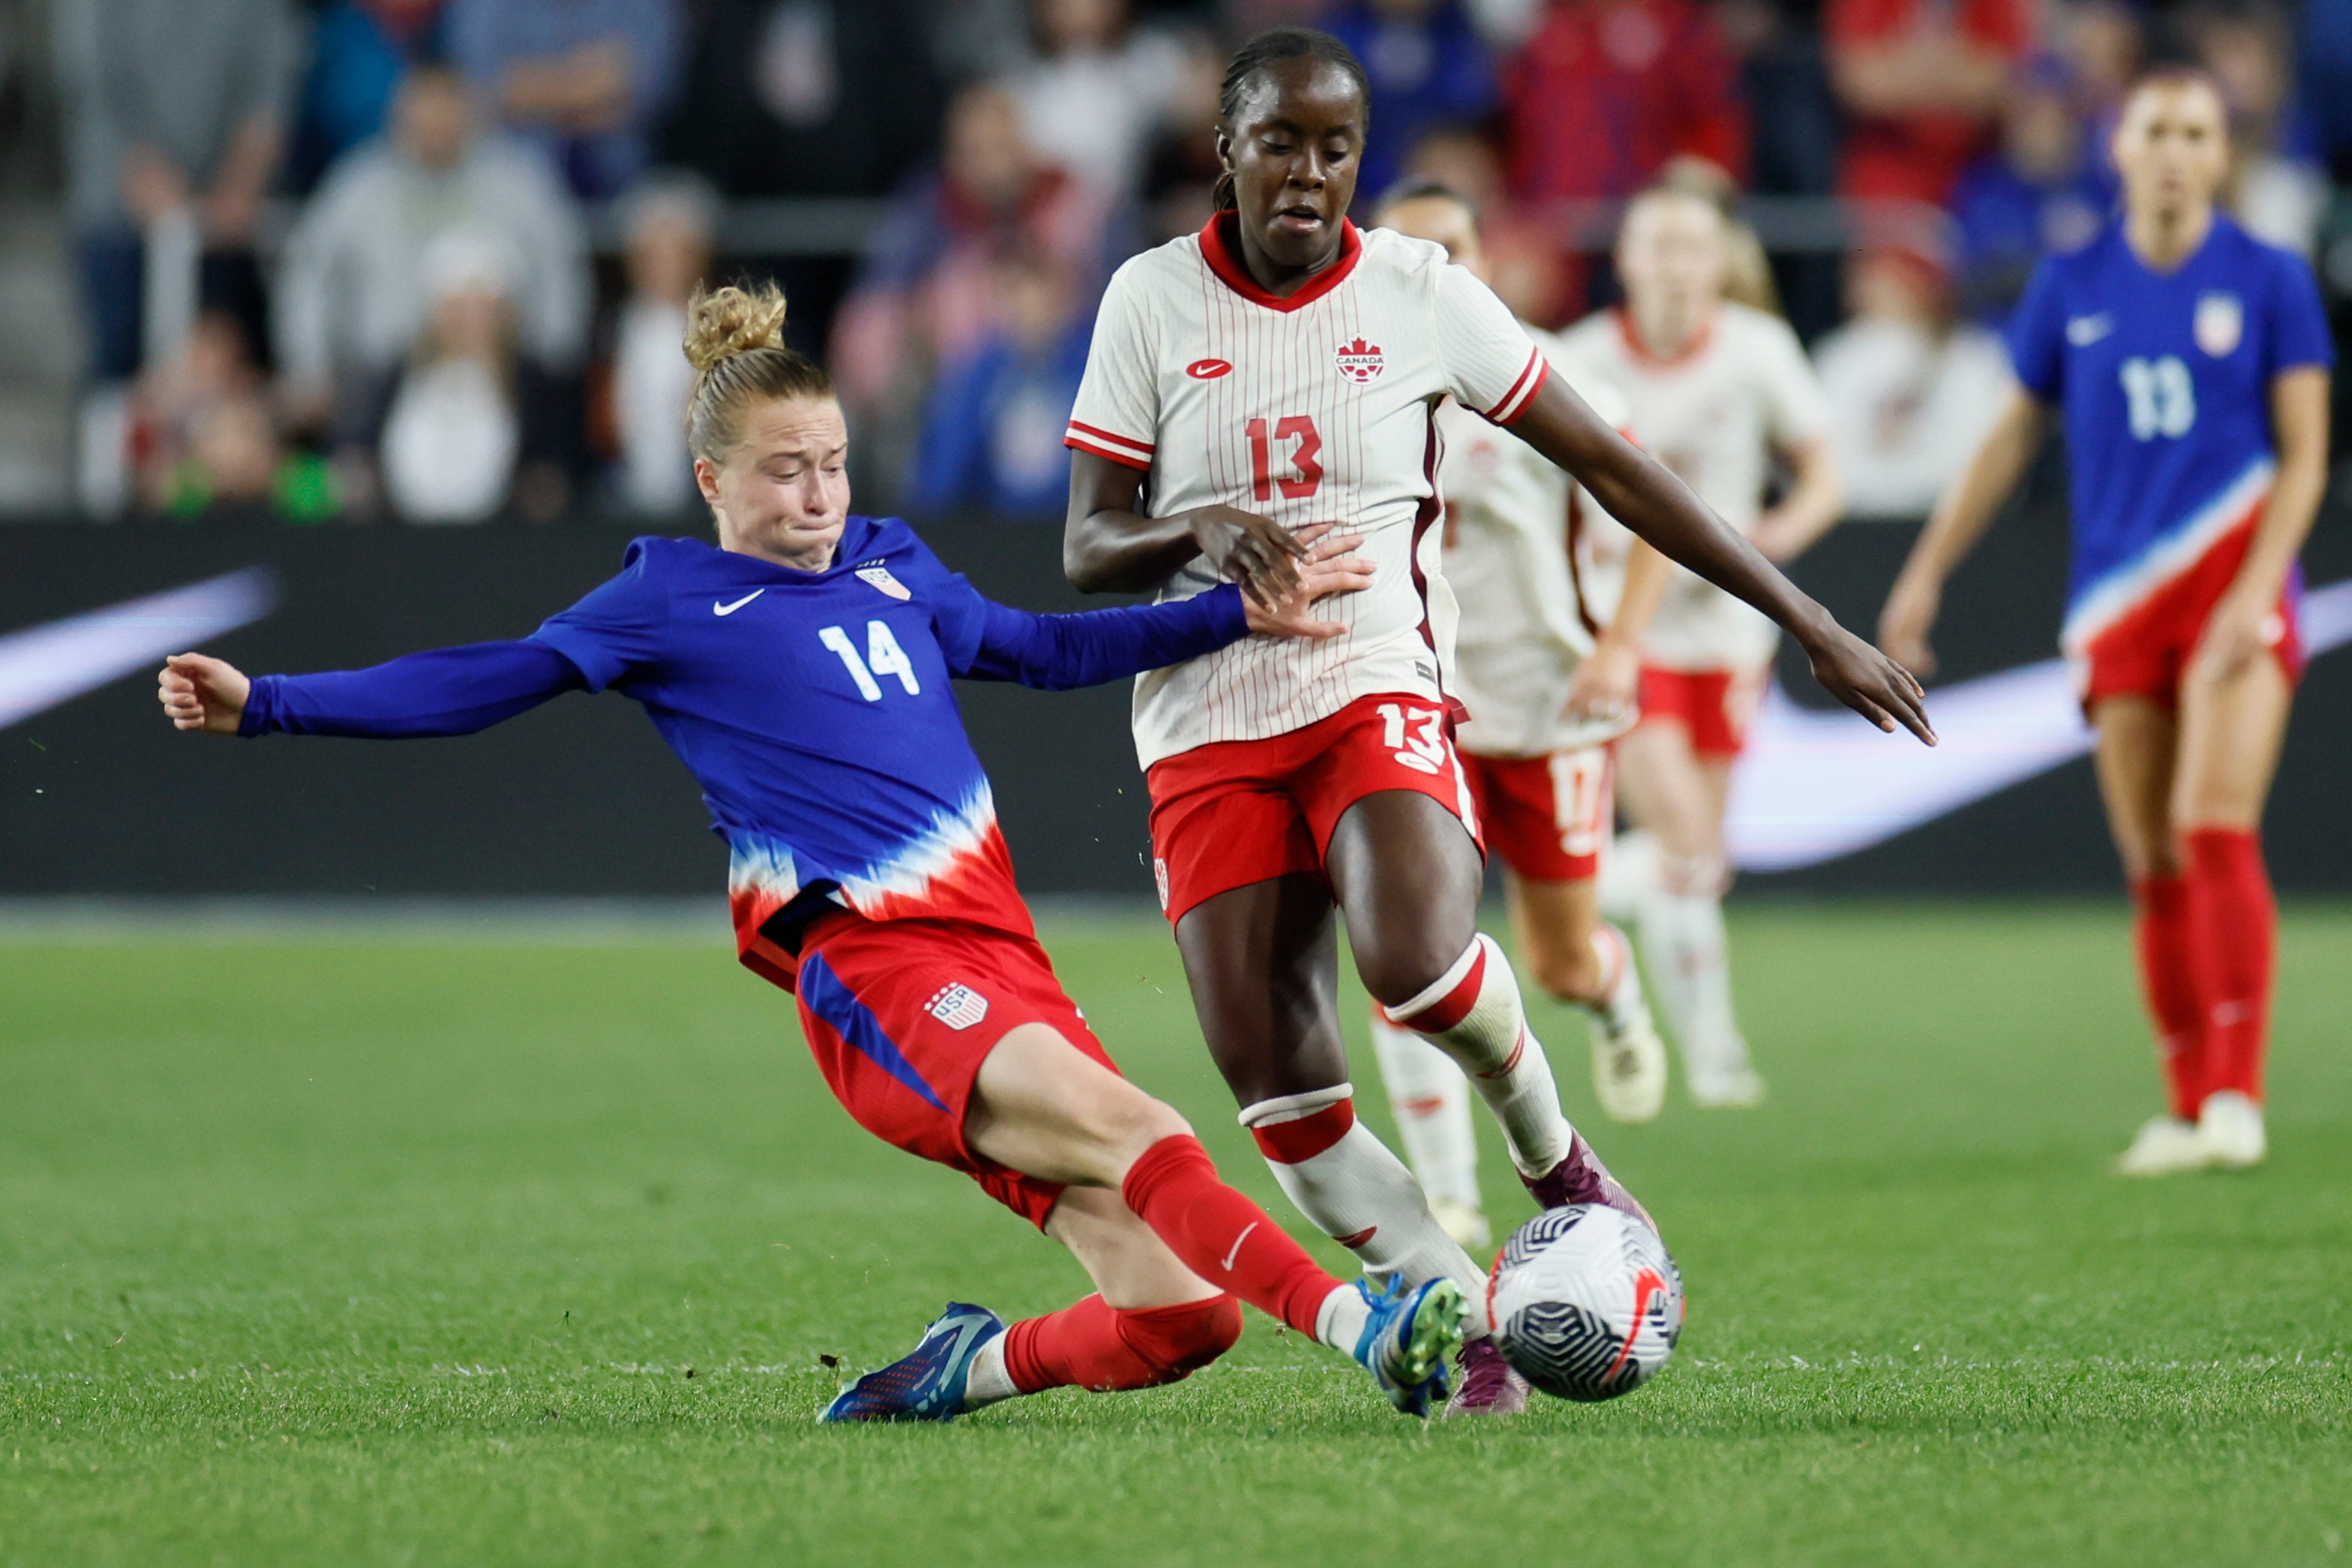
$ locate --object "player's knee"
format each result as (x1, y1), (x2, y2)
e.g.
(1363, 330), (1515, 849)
(1658, 852), (1729, 898)
(1357, 930), (1479, 1011)
(1084, 1083), (1191, 1167)
(1116, 1294), (1243, 1384)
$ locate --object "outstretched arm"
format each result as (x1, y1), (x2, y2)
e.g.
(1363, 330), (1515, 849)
(958, 527), (1374, 690)
(1879, 386), (2049, 674)
(159, 641), (587, 738)
(1507, 375), (1935, 743)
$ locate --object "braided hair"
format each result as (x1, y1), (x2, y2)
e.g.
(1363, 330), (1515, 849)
(1212, 29), (1372, 212)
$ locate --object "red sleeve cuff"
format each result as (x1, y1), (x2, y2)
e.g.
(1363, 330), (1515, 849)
(1065, 420), (1155, 470)
(1481, 348), (1549, 425)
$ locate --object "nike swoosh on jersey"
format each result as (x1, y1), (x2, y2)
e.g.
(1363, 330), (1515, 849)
(2066, 314), (2116, 346)
(0, 568), (278, 732)
(713, 590), (766, 616)
(1724, 577), (2352, 871)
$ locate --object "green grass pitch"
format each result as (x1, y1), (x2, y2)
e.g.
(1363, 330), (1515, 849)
(3, 903), (2348, 1566)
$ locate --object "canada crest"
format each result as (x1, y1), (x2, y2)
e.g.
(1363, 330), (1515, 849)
(1335, 337), (1386, 383)
(2194, 291), (2243, 357)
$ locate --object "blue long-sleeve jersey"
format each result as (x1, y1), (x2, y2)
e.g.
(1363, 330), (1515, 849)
(242, 520), (1248, 963)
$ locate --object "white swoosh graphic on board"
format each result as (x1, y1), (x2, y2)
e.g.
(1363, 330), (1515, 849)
(1726, 576), (2352, 872)
(0, 569), (279, 731)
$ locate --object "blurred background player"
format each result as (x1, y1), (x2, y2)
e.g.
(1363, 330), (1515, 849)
(1366, 179), (1677, 1251)
(1881, 70), (2332, 1176)
(1570, 183), (1847, 1108)
(156, 283), (1473, 1421)
(1062, 29), (1932, 1415)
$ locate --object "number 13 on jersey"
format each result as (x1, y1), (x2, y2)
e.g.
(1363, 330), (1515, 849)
(1245, 415), (1323, 502)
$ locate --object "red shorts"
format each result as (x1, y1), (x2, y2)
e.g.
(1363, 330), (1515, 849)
(1636, 664), (1769, 758)
(2072, 523), (2305, 711)
(776, 911), (1119, 1230)
(1458, 746), (1612, 883)
(1145, 692), (1481, 925)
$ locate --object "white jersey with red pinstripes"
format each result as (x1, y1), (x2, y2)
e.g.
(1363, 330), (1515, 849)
(1440, 325), (1640, 760)
(1065, 215), (1549, 769)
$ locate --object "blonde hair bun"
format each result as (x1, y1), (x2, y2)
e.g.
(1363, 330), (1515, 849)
(683, 282), (790, 374)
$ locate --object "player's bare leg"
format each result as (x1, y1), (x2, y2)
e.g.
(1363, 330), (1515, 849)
(2171, 651), (2293, 1168)
(1503, 870), (1667, 1124)
(1326, 790), (1654, 1414)
(2092, 695), (2210, 1173)
(1615, 723), (1764, 1106)
(1175, 876), (1492, 1309)
(1325, 790), (1652, 1231)
(825, 1022), (1466, 1421)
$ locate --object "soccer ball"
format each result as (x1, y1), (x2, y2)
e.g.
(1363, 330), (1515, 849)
(1487, 1204), (1683, 1401)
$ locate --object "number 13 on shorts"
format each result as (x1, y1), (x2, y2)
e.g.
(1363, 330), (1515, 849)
(1376, 702), (1449, 775)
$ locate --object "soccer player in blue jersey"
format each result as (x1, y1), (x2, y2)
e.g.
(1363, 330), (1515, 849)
(1882, 70), (2332, 1175)
(155, 283), (1478, 1419)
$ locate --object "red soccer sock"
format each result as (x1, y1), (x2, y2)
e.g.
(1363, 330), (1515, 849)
(1001, 1293), (1242, 1394)
(2182, 828), (2275, 1104)
(2131, 873), (2206, 1120)
(1121, 1134), (1343, 1339)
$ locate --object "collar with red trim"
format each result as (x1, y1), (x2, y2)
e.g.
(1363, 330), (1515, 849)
(1198, 211), (1363, 312)
(1614, 305), (1717, 370)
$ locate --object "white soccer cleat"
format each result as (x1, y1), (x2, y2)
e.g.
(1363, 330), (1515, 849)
(1687, 1059), (1767, 1109)
(2113, 1114), (2217, 1176)
(1589, 1007), (1668, 1124)
(1428, 1194), (1492, 1251)
(2198, 1091), (2267, 1169)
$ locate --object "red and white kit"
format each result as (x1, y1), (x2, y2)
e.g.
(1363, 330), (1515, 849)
(1560, 302), (1832, 755)
(1439, 327), (1632, 882)
(1065, 214), (1553, 921)
(1068, 215), (1620, 1325)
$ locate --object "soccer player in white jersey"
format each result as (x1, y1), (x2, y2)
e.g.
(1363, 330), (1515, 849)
(1061, 28), (1930, 1414)
(1364, 181), (1678, 1250)
(1563, 185), (1848, 1108)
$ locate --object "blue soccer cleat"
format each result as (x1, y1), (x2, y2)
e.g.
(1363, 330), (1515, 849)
(820, 1302), (1005, 1424)
(1353, 1275), (1470, 1416)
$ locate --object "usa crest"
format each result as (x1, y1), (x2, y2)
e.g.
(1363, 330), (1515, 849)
(2194, 292), (2242, 357)
(1335, 337), (1385, 383)
(855, 566), (912, 601)
(925, 984), (990, 1031)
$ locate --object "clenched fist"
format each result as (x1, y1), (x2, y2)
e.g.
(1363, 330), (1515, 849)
(158, 653), (251, 734)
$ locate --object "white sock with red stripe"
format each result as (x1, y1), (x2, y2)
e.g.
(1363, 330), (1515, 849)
(1380, 933), (1573, 1180)
(1366, 1011), (1480, 1210)
(1239, 1085), (1490, 1335)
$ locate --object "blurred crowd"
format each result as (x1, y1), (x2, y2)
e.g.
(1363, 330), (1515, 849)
(47, 0), (2352, 522)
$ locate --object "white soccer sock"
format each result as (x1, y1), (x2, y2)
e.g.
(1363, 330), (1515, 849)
(1637, 860), (1752, 1077)
(1239, 1086), (1490, 1338)
(1367, 1010), (1481, 1210)
(958, 1329), (1017, 1410)
(1314, 1283), (1371, 1353)
(1383, 933), (1575, 1181)
(1599, 830), (1661, 924)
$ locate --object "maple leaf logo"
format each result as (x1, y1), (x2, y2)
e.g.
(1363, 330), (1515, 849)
(1334, 337), (1386, 383)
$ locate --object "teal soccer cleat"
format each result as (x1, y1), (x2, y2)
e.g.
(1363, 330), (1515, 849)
(1353, 1276), (1470, 1416)
(820, 1302), (1004, 1423)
